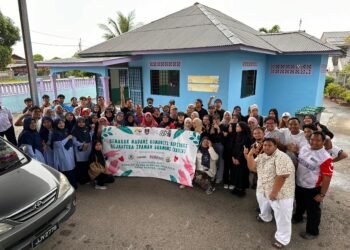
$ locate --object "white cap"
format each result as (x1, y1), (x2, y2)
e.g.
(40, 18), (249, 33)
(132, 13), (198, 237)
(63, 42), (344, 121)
(282, 112), (291, 117)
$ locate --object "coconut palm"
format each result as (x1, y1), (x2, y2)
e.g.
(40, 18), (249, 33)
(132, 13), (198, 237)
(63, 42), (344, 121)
(259, 25), (281, 33)
(98, 10), (137, 40)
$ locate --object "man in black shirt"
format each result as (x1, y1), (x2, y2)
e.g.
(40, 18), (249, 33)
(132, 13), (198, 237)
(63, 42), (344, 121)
(143, 97), (155, 114)
(120, 85), (135, 116)
(207, 96), (225, 120)
(22, 98), (33, 113)
(195, 98), (208, 120)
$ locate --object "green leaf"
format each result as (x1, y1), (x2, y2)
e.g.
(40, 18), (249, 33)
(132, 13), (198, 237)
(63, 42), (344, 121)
(102, 133), (108, 138)
(108, 127), (112, 132)
(108, 132), (113, 136)
(193, 140), (199, 145)
(118, 126), (133, 134)
(173, 130), (185, 139)
(170, 175), (177, 183)
(189, 137), (194, 140)
(103, 127), (107, 133)
(121, 170), (133, 177)
(193, 132), (196, 137)
(197, 135), (201, 141)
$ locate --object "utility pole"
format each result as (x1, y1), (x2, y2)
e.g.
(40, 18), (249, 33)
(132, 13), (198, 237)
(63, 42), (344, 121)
(18, 0), (39, 105)
(299, 18), (302, 31)
(78, 38), (82, 52)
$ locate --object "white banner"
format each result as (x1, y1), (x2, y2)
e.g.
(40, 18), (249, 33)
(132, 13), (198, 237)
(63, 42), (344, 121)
(102, 126), (200, 187)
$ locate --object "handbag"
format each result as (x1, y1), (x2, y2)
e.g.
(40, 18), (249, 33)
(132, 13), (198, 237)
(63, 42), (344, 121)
(88, 158), (107, 180)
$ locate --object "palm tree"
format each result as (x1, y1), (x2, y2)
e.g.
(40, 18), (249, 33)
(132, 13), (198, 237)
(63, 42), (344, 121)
(98, 10), (137, 40)
(259, 25), (281, 33)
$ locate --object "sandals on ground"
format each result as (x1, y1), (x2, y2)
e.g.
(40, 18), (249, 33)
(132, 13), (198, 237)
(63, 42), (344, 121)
(272, 240), (285, 249)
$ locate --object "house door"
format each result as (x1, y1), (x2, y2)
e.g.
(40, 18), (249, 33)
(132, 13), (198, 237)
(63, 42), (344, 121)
(128, 67), (143, 106)
(109, 68), (129, 105)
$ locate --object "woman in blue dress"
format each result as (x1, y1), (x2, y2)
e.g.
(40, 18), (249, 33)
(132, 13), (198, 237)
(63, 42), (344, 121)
(52, 118), (77, 189)
(18, 117), (45, 163)
(39, 116), (54, 167)
(72, 117), (93, 184)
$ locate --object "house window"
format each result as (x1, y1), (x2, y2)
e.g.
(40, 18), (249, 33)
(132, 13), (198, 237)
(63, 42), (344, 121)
(241, 70), (257, 98)
(150, 70), (180, 96)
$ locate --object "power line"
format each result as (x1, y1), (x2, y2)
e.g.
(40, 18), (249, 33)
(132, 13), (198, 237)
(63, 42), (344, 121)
(31, 30), (93, 44)
(32, 41), (89, 47)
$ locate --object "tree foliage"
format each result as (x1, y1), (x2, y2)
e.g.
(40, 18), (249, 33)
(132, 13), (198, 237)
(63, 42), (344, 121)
(259, 25), (281, 33)
(98, 10), (138, 40)
(33, 54), (44, 61)
(0, 11), (21, 69)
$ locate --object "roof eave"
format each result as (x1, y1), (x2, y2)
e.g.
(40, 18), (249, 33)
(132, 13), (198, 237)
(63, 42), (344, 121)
(79, 45), (278, 57)
(279, 50), (344, 56)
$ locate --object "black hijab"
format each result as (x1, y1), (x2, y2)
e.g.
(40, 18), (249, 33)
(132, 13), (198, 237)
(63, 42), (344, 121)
(39, 116), (53, 143)
(64, 112), (76, 134)
(52, 118), (73, 150)
(18, 117), (43, 153)
(72, 117), (92, 143)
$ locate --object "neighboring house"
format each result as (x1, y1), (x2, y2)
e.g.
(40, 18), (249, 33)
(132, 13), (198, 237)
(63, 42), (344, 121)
(38, 2), (341, 115)
(321, 31), (350, 72)
(7, 54), (28, 76)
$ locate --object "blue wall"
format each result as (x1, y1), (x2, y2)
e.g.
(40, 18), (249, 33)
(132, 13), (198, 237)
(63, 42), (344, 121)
(129, 51), (270, 114)
(263, 55), (325, 116)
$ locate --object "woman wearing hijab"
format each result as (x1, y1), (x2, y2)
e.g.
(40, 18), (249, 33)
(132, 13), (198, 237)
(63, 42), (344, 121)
(248, 104), (264, 127)
(72, 117), (93, 184)
(89, 140), (115, 190)
(73, 107), (81, 118)
(184, 118), (192, 131)
(64, 112), (76, 134)
(39, 116), (54, 167)
(248, 117), (259, 135)
(54, 105), (65, 120)
(125, 112), (137, 127)
(141, 112), (158, 127)
(194, 137), (218, 195)
(18, 117), (45, 163)
(52, 118), (77, 189)
(231, 121), (252, 197)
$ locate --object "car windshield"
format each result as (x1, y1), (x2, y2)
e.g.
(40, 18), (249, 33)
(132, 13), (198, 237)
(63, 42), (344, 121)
(0, 138), (28, 173)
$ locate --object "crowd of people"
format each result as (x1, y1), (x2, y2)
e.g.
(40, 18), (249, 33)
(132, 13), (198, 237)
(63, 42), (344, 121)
(0, 85), (348, 248)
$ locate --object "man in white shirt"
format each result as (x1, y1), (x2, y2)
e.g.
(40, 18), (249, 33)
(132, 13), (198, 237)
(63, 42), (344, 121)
(0, 105), (17, 145)
(245, 138), (295, 248)
(293, 131), (333, 240)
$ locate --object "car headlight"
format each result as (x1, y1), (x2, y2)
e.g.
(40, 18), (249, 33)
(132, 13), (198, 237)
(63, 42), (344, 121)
(0, 223), (13, 235)
(57, 173), (71, 198)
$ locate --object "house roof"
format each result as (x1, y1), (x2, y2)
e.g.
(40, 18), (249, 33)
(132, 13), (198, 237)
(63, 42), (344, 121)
(36, 56), (139, 67)
(259, 32), (341, 54)
(79, 3), (341, 57)
(321, 31), (350, 47)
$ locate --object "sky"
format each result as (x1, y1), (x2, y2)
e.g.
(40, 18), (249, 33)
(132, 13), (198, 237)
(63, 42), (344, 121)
(1, 0), (349, 60)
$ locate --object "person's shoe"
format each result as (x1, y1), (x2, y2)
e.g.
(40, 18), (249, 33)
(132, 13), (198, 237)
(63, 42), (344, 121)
(299, 232), (318, 240)
(206, 187), (215, 195)
(179, 185), (186, 189)
(224, 184), (229, 189)
(95, 185), (107, 190)
(229, 185), (234, 190)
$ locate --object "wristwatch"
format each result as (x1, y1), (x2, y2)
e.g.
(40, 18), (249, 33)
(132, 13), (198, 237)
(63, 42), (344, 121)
(319, 193), (326, 197)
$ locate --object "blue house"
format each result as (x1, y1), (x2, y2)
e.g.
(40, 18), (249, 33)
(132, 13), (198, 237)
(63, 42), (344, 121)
(38, 2), (341, 115)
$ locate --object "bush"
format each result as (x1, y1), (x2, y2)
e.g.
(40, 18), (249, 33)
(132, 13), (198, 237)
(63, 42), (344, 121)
(325, 75), (334, 84)
(325, 83), (347, 98)
(343, 91), (350, 103)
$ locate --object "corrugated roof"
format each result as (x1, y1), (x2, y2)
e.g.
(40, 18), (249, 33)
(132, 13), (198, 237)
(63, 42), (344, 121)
(38, 57), (122, 64)
(259, 32), (341, 53)
(80, 3), (341, 57)
(321, 31), (350, 47)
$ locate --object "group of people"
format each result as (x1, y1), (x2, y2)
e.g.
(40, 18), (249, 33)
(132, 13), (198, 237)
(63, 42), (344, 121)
(0, 88), (348, 249)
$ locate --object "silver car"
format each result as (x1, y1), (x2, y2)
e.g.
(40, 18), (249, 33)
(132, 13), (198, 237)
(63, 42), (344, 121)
(0, 137), (76, 249)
